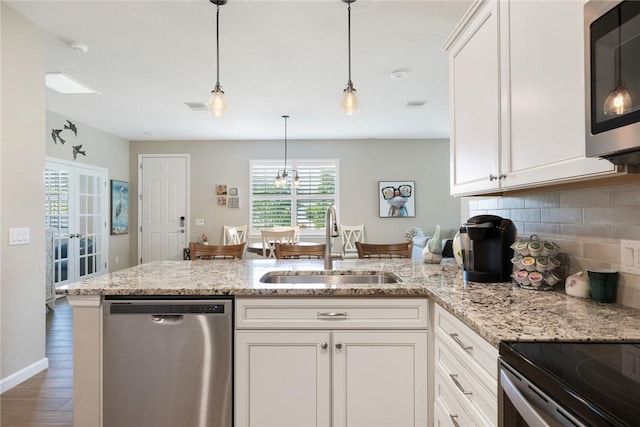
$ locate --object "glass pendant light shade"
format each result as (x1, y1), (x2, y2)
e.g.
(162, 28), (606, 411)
(342, 83), (358, 115)
(208, 86), (228, 117)
(603, 80), (632, 116)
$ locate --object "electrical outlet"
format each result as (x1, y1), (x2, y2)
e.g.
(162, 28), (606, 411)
(620, 239), (640, 275)
(195, 219), (204, 226)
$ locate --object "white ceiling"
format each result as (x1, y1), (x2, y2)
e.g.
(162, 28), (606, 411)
(7, 0), (471, 141)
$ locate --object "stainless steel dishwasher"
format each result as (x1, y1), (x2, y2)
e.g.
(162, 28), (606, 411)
(103, 297), (233, 427)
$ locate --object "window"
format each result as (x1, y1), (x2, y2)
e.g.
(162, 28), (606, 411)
(250, 159), (339, 235)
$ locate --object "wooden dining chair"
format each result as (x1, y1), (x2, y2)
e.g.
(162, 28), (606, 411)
(355, 241), (412, 259)
(189, 242), (245, 260)
(340, 224), (364, 258)
(261, 229), (296, 258)
(223, 225), (247, 245)
(275, 243), (326, 259)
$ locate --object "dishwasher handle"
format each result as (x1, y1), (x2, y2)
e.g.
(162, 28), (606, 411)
(150, 314), (184, 324)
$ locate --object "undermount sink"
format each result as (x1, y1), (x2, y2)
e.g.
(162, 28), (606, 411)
(259, 271), (401, 285)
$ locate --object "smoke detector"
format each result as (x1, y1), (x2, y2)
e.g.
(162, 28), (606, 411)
(390, 70), (408, 80)
(69, 42), (88, 54)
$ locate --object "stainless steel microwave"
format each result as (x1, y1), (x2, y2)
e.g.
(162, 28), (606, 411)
(585, 0), (640, 165)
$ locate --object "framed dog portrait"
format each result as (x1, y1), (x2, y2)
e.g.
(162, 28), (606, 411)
(378, 181), (415, 218)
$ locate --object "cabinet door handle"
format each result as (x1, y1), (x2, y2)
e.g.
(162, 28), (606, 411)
(335, 343), (343, 350)
(449, 414), (461, 427)
(489, 174), (498, 181)
(317, 312), (348, 319)
(499, 173), (507, 179)
(320, 342), (328, 350)
(449, 374), (473, 396)
(449, 333), (473, 353)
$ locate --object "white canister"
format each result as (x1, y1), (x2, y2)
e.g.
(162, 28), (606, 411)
(565, 271), (590, 298)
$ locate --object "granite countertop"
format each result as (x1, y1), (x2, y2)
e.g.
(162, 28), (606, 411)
(57, 259), (640, 348)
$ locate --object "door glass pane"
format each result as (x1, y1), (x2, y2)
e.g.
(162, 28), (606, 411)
(45, 168), (70, 287)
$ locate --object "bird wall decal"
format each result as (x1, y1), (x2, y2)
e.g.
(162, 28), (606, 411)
(64, 120), (78, 136)
(72, 144), (86, 160)
(51, 129), (65, 144)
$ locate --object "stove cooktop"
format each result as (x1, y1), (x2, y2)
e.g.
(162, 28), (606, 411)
(499, 341), (640, 427)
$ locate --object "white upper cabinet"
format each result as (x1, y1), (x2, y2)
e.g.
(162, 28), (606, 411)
(445, 0), (617, 197)
(446, 0), (502, 196)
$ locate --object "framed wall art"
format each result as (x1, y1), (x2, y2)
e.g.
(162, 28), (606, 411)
(111, 180), (129, 234)
(378, 181), (415, 218)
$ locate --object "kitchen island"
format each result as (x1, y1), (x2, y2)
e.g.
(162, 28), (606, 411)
(59, 258), (640, 426)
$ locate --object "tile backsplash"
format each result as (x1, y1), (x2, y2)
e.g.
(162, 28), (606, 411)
(464, 183), (640, 309)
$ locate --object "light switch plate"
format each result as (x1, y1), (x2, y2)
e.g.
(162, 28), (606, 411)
(195, 219), (204, 226)
(9, 227), (30, 245)
(620, 239), (640, 275)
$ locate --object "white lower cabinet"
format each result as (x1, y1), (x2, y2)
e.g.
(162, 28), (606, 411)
(432, 303), (498, 426)
(234, 298), (429, 427)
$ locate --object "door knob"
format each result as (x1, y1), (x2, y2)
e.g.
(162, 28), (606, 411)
(335, 343), (342, 350)
(320, 342), (328, 350)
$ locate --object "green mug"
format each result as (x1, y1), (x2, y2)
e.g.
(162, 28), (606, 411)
(587, 269), (618, 303)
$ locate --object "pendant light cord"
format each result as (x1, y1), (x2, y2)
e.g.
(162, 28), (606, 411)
(347, 3), (352, 85)
(216, 5), (221, 88)
(283, 115), (289, 174)
(617, 6), (622, 84)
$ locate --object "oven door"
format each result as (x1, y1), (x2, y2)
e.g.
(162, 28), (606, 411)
(498, 360), (587, 427)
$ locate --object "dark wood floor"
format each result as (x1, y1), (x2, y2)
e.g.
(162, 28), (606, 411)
(1, 297), (73, 427)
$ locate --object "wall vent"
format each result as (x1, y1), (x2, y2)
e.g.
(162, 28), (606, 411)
(402, 101), (427, 108)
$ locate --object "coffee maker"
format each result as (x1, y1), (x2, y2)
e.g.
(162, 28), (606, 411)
(459, 215), (516, 283)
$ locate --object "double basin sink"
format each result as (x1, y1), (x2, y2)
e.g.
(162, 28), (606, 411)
(259, 270), (401, 285)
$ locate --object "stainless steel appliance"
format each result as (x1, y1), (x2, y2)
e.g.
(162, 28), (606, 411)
(499, 340), (640, 426)
(585, 0), (640, 165)
(459, 215), (516, 283)
(103, 297), (233, 427)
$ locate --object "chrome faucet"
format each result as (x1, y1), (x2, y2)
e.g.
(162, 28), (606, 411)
(324, 205), (340, 270)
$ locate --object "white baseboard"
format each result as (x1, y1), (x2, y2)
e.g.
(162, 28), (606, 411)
(0, 357), (49, 393)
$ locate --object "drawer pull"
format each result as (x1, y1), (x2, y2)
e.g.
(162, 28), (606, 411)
(335, 343), (343, 350)
(317, 312), (348, 319)
(449, 374), (473, 396)
(320, 342), (328, 350)
(449, 333), (473, 353)
(449, 414), (461, 427)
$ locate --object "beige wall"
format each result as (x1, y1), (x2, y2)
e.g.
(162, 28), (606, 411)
(1, 3), (47, 386)
(46, 110), (131, 272)
(130, 139), (461, 264)
(464, 183), (640, 309)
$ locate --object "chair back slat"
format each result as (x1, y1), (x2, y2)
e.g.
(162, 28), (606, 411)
(190, 242), (245, 260)
(355, 241), (412, 259)
(223, 225), (247, 245)
(340, 224), (364, 256)
(275, 243), (326, 259)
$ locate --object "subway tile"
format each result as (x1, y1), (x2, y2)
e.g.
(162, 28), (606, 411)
(498, 196), (525, 209)
(524, 193), (560, 208)
(611, 225), (640, 241)
(583, 242), (619, 264)
(560, 189), (610, 208)
(508, 209), (540, 222)
(549, 238), (583, 257)
(611, 185), (640, 206)
(584, 206), (640, 225)
(474, 197), (499, 210)
(523, 222), (560, 238)
(561, 224), (611, 242)
(540, 208), (582, 224)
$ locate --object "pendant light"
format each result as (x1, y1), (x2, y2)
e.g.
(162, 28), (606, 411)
(275, 115), (299, 188)
(603, 5), (632, 116)
(341, 0), (358, 115)
(208, 0), (228, 117)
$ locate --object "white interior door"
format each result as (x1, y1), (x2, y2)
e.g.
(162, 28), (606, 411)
(139, 155), (189, 263)
(45, 159), (109, 287)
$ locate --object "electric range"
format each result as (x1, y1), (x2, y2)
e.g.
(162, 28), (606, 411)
(499, 340), (640, 426)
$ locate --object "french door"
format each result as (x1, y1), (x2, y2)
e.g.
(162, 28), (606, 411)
(45, 159), (109, 287)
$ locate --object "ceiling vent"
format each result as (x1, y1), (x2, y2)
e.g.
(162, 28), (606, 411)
(184, 102), (208, 111)
(402, 101), (427, 109)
